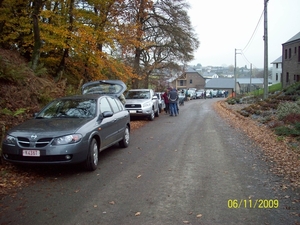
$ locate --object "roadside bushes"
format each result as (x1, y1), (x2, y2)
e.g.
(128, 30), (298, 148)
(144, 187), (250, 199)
(277, 100), (300, 120)
(274, 100), (300, 138)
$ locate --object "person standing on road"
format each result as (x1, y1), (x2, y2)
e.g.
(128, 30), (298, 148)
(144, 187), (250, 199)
(168, 87), (178, 116)
(162, 89), (170, 114)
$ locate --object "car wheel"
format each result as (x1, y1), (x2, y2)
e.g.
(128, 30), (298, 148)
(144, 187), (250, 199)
(119, 125), (130, 148)
(148, 109), (155, 121)
(155, 108), (159, 117)
(85, 138), (99, 171)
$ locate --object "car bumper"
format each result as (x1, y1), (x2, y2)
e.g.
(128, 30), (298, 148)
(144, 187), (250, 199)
(127, 107), (153, 117)
(2, 140), (89, 165)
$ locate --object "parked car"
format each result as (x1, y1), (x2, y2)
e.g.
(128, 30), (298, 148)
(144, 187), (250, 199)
(178, 92), (185, 105)
(217, 90), (225, 97)
(196, 89), (204, 99)
(2, 80), (130, 171)
(124, 89), (159, 121)
(187, 89), (197, 99)
(154, 92), (164, 113)
(212, 90), (218, 98)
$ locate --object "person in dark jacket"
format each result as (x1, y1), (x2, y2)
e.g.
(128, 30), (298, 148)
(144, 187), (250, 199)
(168, 87), (178, 116)
(162, 89), (170, 114)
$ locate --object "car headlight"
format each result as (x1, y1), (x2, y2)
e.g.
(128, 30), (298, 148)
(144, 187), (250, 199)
(52, 134), (82, 145)
(142, 102), (151, 107)
(3, 135), (17, 146)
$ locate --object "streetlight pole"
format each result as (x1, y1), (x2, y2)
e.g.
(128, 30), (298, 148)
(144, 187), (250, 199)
(263, 0), (269, 99)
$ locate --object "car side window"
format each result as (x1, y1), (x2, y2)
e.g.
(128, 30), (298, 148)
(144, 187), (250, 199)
(99, 98), (112, 113)
(107, 97), (120, 113)
(115, 98), (124, 111)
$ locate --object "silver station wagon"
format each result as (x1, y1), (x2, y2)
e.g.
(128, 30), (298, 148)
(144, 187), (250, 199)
(2, 80), (130, 171)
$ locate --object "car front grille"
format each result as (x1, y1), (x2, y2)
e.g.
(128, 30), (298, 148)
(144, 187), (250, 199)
(125, 104), (142, 108)
(17, 137), (53, 148)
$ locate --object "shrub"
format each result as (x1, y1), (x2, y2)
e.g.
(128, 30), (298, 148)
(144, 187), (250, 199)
(277, 101), (300, 120)
(274, 122), (300, 137)
(283, 113), (300, 124)
(274, 125), (300, 137)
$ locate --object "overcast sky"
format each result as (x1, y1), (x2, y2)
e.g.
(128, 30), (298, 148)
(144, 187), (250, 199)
(187, 0), (300, 68)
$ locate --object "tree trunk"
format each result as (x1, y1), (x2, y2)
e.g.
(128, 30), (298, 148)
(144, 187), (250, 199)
(56, 0), (74, 77)
(31, 0), (43, 71)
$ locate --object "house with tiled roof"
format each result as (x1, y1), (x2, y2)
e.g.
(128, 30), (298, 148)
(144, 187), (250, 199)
(282, 31), (300, 88)
(169, 67), (206, 90)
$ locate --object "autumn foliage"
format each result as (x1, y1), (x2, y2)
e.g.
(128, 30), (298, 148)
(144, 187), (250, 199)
(0, 0), (199, 88)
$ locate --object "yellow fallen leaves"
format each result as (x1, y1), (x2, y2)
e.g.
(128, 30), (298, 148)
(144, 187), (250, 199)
(135, 212), (141, 216)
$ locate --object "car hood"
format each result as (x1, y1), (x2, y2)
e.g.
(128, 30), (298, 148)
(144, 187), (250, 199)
(125, 99), (151, 105)
(7, 118), (93, 137)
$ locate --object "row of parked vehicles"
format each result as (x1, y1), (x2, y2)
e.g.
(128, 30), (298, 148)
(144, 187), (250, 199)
(2, 80), (164, 171)
(185, 89), (226, 99)
(2, 80), (226, 171)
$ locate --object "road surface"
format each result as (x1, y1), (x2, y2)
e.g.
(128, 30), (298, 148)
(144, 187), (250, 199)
(1, 98), (299, 225)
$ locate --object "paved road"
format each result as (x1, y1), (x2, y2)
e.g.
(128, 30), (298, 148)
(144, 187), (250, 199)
(1, 98), (299, 225)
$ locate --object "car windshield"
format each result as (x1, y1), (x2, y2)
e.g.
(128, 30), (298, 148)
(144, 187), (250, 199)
(126, 91), (150, 99)
(82, 83), (122, 95)
(37, 99), (97, 119)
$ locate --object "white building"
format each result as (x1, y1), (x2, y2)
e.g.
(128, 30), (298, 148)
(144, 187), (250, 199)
(270, 56), (282, 84)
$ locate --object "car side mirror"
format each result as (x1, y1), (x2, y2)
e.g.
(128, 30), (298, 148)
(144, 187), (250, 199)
(102, 111), (113, 118)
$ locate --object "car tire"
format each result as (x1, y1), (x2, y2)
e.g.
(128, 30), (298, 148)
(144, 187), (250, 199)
(85, 138), (99, 171)
(119, 125), (130, 148)
(155, 108), (159, 117)
(148, 109), (155, 121)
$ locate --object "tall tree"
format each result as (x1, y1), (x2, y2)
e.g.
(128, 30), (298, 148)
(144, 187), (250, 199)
(115, 0), (199, 88)
(31, 0), (44, 71)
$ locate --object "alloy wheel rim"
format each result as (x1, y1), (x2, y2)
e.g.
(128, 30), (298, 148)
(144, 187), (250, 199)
(93, 143), (98, 165)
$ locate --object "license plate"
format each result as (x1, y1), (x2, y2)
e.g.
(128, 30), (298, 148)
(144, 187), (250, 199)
(22, 150), (40, 157)
(129, 110), (136, 113)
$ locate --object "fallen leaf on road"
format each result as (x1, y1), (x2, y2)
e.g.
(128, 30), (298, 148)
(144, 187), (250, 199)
(135, 212), (141, 216)
(196, 214), (203, 218)
(109, 201), (115, 205)
(94, 205), (97, 208)
(183, 221), (189, 224)
(137, 175), (142, 178)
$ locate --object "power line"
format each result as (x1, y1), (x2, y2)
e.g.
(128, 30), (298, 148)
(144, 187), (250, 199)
(242, 9), (264, 52)
(241, 51), (258, 68)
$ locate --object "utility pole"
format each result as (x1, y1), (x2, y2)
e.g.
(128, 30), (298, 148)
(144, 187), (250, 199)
(250, 63), (252, 92)
(263, 0), (269, 99)
(234, 49), (237, 94)
(234, 49), (241, 95)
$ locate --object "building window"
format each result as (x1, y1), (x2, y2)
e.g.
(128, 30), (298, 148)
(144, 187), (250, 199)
(286, 72), (289, 82)
(190, 79), (192, 84)
(179, 80), (184, 86)
(298, 46), (300, 62)
(295, 47), (297, 54)
(285, 49), (287, 59)
(276, 63), (278, 68)
(289, 48), (292, 58)
(276, 73), (278, 81)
